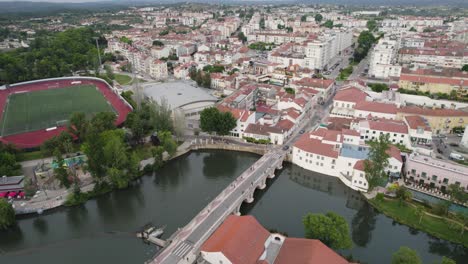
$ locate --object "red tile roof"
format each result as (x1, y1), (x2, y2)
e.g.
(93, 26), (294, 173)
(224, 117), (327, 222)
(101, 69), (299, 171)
(386, 145), (403, 163)
(201, 215), (270, 263)
(355, 101), (398, 115)
(404, 115), (431, 131)
(353, 160), (366, 171)
(399, 106), (468, 117)
(276, 119), (295, 131)
(334, 87), (368, 103)
(293, 77), (334, 89)
(274, 238), (350, 264)
(342, 129), (360, 136)
(367, 119), (408, 134)
(295, 134), (339, 158)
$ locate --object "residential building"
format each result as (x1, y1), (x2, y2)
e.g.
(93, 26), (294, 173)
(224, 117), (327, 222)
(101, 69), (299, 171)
(293, 127), (403, 192)
(200, 215), (351, 264)
(149, 60), (168, 80)
(398, 67), (468, 95)
(405, 154), (468, 191)
(368, 38), (402, 79)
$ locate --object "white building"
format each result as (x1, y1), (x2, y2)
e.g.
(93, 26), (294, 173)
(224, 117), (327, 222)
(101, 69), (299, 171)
(368, 38), (402, 79)
(149, 60), (168, 80)
(293, 127), (403, 192)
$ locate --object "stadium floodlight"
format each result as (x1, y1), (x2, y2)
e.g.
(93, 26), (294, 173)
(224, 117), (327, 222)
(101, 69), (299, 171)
(93, 37), (102, 71)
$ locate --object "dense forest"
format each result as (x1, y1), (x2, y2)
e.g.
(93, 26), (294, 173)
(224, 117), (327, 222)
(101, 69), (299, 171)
(0, 27), (105, 85)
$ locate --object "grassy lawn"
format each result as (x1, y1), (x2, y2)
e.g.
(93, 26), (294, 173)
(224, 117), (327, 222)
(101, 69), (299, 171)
(17, 150), (43, 161)
(337, 65), (353, 81)
(114, 74), (132, 85)
(0, 85), (114, 136)
(369, 198), (468, 247)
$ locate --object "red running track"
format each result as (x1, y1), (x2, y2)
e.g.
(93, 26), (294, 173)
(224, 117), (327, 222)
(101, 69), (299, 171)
(0, 78), (132, 148)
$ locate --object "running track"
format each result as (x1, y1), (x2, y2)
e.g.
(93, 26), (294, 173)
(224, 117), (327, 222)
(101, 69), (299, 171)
(0, 77), (132, 148)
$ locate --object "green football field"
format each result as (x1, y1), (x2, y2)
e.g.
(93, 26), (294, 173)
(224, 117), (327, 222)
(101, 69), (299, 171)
(0, 85), (115, 136)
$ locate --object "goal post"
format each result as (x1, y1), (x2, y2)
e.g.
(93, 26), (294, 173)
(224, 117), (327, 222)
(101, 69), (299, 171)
(56, 120), (69, 127)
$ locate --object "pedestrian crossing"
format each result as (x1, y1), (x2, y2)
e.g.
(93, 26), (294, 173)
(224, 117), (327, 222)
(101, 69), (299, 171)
(173, 241), (193, 258)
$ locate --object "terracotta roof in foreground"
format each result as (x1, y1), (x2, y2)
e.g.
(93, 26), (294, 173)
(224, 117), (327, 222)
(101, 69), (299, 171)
(274, 238), (350, 264)
(201, 215), (270, 263)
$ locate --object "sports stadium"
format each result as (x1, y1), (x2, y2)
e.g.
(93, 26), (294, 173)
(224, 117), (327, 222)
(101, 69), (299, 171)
(0, 77), (133, 148)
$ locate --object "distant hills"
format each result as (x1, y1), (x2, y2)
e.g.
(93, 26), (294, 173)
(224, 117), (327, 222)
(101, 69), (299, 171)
(0, 0), (466, 15)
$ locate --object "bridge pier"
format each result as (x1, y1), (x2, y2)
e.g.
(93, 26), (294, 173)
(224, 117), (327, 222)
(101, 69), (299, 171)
(258, 177), (267, 190)
(244, 190), (254, 203)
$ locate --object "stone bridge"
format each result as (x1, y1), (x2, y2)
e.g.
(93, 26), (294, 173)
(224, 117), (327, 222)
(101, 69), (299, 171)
(148, 149), (286, 264)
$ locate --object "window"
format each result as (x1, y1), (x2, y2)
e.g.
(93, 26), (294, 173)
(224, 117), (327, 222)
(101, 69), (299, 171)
(359, 181), (362, 184)
(316, 162), (320, 166)
(421, 172), (427, 178)
(411, 169), (416, 175)
(332, 166), (335, 169)
(299, 157), (302, 160)
(373, 131), (376, 134)
(348, 163), (352, 166)
(432, 175), (437, 181)
(321, 157), (324, 160)
(443, 178), (449, 184)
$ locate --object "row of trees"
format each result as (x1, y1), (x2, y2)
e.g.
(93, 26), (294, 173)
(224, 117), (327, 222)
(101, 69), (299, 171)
(199, 107), (237, 136)
(353, 30), (377, 63)
(189, 68), (211, 88)
(302, 211), (457, 264)
(0, 142), (22, 176)
(0, 27), (105, 85)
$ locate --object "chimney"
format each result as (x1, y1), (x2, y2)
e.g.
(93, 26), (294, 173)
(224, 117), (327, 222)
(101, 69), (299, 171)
(2, 175), (6, 183)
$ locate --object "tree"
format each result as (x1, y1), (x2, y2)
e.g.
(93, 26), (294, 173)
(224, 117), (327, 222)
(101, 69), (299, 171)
(53, 149), (70, 188)
(159, 131), (177, 157)
(259, 17), (265, 29)
(395, 186), (413, 206)
(454, 212), (468, 236)
(448, 184), (468, 204)
(152, 40), (164, 46)
(104, 64), (114, 80)
(367, 20), (377, 31)
(173, 109), (186, 141)
(151, 146), (165, 171)
(368, 83), (389, 92)
(90, 112), (116, 133)
(237, 32), (247, 43)
(440, 257), (456, 264)
(68, 112), (88, 143)
(200, 107), (219, 134)
(0, 148), (21, 176)
(148, 98), (173, 133)
(364, 134), (390, 190)
(414, 206), (425, 224)
(323, 20), (334, 29)
(353, 31), (376, 63)
(302, 212), (352, 250)
(301, 15), (308, 22)
(315, 14), (323, 23)
(391, 247), (422, 264)
(0, 198), (15, 230)
(409, 27), (417, 32)
(462, 65), (468, 72)
(200, 107), (236, 136)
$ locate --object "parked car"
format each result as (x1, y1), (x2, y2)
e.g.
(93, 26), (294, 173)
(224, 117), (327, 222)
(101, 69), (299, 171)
(449, 152), (464, 161)
(282, 145), (289, 150)
(299, 129), (305, 134)
(457, 133), (463, 137)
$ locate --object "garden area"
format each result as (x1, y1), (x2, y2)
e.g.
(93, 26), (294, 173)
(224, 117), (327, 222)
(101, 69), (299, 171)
(369, 187), (468, 247)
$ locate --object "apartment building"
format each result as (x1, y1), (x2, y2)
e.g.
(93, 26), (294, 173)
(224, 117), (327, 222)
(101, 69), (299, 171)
(368, 38), (402, 79)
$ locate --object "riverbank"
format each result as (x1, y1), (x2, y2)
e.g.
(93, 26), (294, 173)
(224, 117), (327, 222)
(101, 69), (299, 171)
(367, 197), (468, 247)
(13, 140), (267, 215)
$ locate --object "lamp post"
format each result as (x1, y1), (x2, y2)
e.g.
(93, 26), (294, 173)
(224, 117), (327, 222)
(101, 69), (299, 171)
(93, 37), (102, 72)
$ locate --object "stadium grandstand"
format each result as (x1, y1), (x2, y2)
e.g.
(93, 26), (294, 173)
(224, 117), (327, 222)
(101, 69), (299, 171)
(0, 77), (133, 148)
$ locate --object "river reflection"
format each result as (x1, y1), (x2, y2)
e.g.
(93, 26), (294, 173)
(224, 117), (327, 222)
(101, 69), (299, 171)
(243, 163), (468, 264)
(0, 151), (466, 264)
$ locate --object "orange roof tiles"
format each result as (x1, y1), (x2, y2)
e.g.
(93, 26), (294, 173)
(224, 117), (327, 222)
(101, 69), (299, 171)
(404, 115), (431, 131)
(354, 101), (398, 115)
(295, 134), (339, 158)
(399, 106), (468, 117)
(274, 238), (349, 264)
(334, 87), (368, 103)
(201, 215), (270, 264)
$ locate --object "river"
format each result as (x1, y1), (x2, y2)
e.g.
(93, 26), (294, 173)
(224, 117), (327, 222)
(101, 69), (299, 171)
(0, 150), (466, 264)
